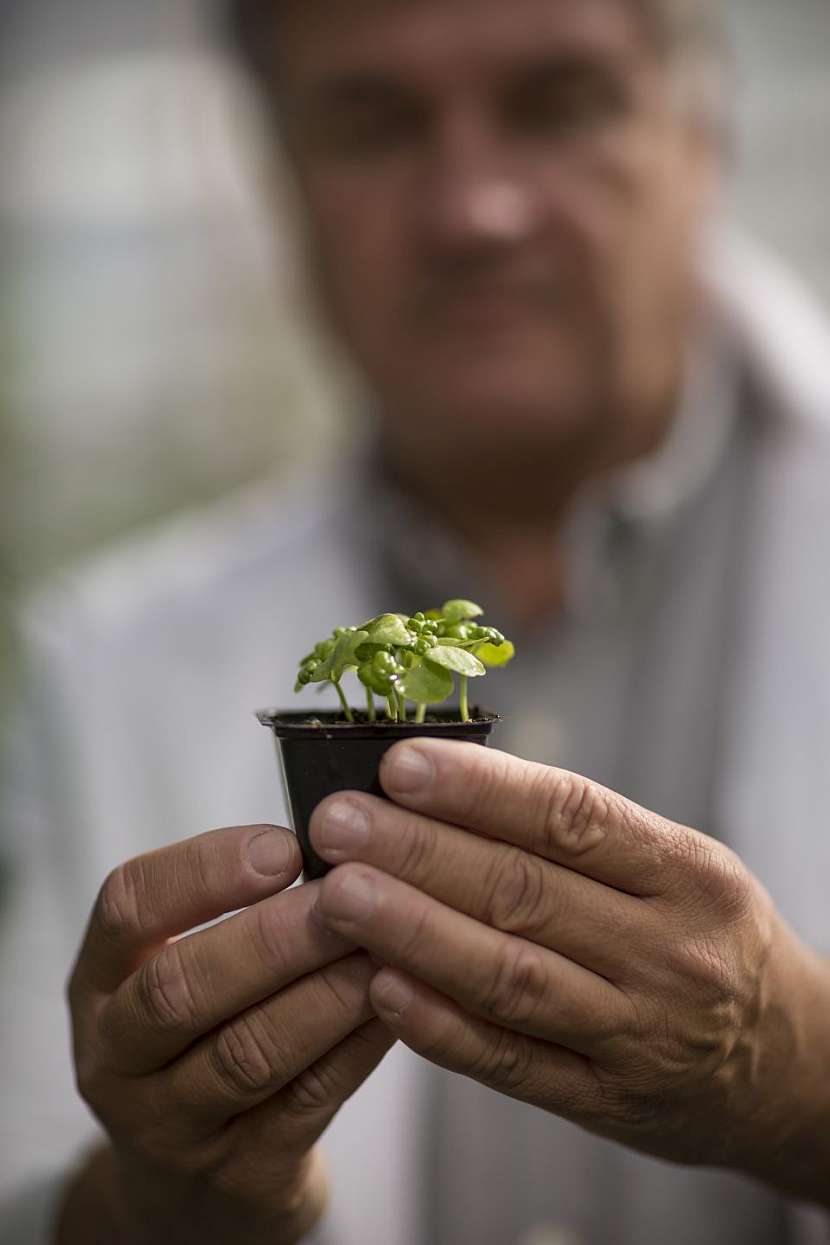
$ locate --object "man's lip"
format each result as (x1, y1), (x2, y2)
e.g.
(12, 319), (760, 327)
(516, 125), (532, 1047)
(422, 290), (556, 331)
(420, 282), (562, 317)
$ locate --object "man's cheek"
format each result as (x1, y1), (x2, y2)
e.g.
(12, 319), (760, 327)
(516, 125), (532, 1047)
(313, 223), (406, 323)
(307, 242), (393, 347)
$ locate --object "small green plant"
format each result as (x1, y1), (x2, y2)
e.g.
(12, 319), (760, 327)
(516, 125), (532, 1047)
(294, 600), (514, 724)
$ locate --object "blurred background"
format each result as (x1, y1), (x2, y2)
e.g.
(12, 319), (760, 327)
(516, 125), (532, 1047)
(1, 0), (829, 727)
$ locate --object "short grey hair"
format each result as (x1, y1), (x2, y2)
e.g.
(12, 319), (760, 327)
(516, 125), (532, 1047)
(224, 0), (731, 134)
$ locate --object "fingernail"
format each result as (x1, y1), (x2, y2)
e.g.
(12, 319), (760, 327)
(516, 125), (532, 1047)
(373, 970), (414, 1017)
(248, 829), (292, 876)
(315, 799), (370, 856)
(322, 868), (377, 923)
(384, 744), (434, 795)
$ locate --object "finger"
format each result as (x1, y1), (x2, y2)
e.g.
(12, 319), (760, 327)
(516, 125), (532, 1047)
(369, 969), (599, 1124)
(157, 953), (377, 1135)
(380, 740), (695, 896)
(316, 866), (634, 1057)
(310, 792), (658, 982)
(71, 825), (302, 999)
(242, 1019), (397, 1158)
(99, 880), (354, 1074)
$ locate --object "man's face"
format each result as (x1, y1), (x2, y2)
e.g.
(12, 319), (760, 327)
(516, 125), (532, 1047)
(270, 0), (718, 458)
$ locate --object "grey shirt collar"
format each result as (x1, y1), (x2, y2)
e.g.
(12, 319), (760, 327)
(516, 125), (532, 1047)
(357, 335), (740, 630)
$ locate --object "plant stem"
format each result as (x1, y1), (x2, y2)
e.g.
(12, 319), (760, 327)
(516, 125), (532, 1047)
(396, 689), (407, 721)
(334, 680), (354, 723)
(459, 676), (469, 722)
(415, 703), (427, 724)
(386, 695), (398, 722)
(365, 686), (376, 722)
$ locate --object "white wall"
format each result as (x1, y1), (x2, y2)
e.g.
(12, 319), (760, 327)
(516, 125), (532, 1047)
(729, 0), (830, 306)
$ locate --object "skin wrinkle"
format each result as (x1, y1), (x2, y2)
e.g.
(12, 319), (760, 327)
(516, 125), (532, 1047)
(252, 898), (300, 981)
(96, 864), (150, 949)
(482, 848), (551, 942)
(314, 955), (374, 1018)
(139, 945), (201, 1038)
(477, 937), (551, 1030)
(394, 806), (440, 880)
(213, 1010), (286, 1099)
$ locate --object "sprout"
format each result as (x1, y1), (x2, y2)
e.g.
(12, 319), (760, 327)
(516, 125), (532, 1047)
(294, 600), (514, 723)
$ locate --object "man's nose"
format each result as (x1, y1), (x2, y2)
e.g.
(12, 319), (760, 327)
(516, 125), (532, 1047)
(415, 116), (540, 256)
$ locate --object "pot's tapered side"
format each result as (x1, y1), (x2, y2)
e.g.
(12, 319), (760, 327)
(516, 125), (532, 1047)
(257, 710), (499, 879)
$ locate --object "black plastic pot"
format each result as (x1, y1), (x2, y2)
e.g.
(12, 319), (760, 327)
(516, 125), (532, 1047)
(257, 708), (499, 880)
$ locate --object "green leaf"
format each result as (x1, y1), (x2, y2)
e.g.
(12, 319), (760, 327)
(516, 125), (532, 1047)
(428, 645), (486, 677)
(441, 599), (484, 624)
(400, 659), (454, 705)
(305, 668), (330, 685)
(358, 613), (410, 630)
(312, 629), (370, 681)
(365, 614), (416, 647)
(474, 640), (516, 668)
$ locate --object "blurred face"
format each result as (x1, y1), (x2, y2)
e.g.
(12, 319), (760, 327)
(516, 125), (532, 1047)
(270, 0), (718, 464)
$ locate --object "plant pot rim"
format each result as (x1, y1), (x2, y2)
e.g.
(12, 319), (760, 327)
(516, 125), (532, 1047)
(257, 707), (500, 740)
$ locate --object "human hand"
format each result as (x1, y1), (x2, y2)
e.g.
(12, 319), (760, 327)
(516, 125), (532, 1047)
(62, 824), (394, 1245)
(310, 741), (830, 1203)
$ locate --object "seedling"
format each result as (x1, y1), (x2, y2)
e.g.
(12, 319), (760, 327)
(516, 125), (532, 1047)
(294, 599), (514, 724)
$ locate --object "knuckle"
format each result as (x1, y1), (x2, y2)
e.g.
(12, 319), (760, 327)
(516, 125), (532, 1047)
(479, 939), (548, 1028)
(595, 1066), (661, 1130)
(408, 1004), (463, 1070)
(212, 1011), (285, 1099)
(535, 770), (609, 858)
(282, 1057), (340, 1118)
(674, 836), (755, 924)
(679, 935), (736, 1003)
(468, 1027), (536, 1094)
(316, 958), (371, 1017)
(591, 989), (640, 1050)
(252, 900), (293, 977)
(396, 817), (438, 883)
(96, 863), (147, 944)
(394, 899), (434, 964)
(655, 939), (743, 1073)
(697, 846), (753, 919)
(138, 944), (200, 1034)
(485, 850), (550, 939)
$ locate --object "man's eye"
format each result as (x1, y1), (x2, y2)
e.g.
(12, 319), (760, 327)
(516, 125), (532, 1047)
(507, 76), (630, 138)
(310, 104), (423, 158)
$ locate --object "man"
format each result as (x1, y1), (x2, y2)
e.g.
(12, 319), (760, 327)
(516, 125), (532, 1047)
(3, 0), (830, 1242)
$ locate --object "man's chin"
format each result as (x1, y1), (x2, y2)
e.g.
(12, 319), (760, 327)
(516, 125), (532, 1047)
(407, 379), (595, 441)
